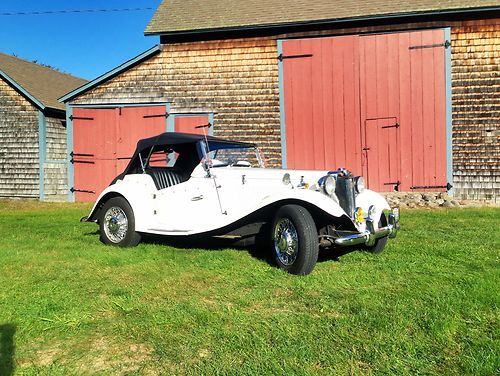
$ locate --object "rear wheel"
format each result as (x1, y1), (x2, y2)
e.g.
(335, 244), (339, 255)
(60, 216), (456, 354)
(271, 205), (319, 275)
(99, 197), (141, 247)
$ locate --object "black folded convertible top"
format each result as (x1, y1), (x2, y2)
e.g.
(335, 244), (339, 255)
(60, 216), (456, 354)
(137, 132), (255, 153)
(113, 132), (256, 182)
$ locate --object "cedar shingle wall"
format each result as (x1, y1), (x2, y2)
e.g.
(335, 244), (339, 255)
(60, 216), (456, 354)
(72, 39), (282, 166)
(451, 20), (500, 202)
(44, 116), (67, 201)
(0, 78), (40, 198)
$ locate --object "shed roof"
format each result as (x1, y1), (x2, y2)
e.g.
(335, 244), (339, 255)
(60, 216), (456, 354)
(0, 52), (87, 111)
(145, 0), (499, 35)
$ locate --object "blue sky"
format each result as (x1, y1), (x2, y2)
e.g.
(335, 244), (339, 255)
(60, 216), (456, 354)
(0, 0), (162, 80)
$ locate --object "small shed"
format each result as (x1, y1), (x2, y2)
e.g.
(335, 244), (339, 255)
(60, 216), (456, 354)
(61, 0), (499, 202)
(0, 53), (87, 201)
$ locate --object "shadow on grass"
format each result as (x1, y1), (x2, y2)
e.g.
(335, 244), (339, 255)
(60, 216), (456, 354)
(0, 324), (15, 376)
(85, 223), (358, 268)
(140, 233), (358, 267)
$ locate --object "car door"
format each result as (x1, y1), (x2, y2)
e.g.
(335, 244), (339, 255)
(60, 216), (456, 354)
(152, 171), (223, 233)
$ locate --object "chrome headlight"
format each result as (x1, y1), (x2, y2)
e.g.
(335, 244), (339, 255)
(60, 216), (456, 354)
(322, 175), (336, 196)
(354, 176), (365, 194)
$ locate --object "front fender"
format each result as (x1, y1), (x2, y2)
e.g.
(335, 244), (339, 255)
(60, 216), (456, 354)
(355, 189), (391, 228)
(256, 189), (348, 218)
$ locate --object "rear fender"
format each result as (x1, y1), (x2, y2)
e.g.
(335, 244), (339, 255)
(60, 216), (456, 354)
(85, 175), (156, 229)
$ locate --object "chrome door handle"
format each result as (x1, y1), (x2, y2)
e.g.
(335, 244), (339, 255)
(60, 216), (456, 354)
(191, 195), (204, 201)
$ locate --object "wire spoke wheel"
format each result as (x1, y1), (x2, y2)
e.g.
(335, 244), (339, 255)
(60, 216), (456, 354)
(103, 206), (129, 243)
(274, 218), (299, 265)
(271, 205), (319, 275)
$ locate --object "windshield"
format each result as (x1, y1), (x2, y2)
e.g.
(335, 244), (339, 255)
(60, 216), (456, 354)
(206, 146), (266, 168)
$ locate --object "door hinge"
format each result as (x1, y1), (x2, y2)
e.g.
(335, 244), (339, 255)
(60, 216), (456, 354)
(70, 187), (95, 194)
(410, 183), (453, 190)
(69, 115), (94, 121)
(409, 40), (451, 50)
(381, 123), (400, 129)
(143, 113), (169, 119)
(195, 122), (212, 129)
(384, 181), (401, 191)
(70, 152), (94, 157)
(278, 53), (313, 62)
(71, 159), (95, 164)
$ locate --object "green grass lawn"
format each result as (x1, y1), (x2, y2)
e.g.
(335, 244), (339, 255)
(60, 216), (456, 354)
(0, 201), (498, 375)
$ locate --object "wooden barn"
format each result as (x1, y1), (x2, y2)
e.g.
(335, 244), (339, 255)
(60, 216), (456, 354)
(60, 0), (499, 203)
(0, 53), (86, 201)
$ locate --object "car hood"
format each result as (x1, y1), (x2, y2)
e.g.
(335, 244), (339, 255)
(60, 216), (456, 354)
(192, 165), (331, 188)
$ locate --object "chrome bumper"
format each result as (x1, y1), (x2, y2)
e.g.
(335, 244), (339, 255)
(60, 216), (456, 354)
(334, 208), (400, 247)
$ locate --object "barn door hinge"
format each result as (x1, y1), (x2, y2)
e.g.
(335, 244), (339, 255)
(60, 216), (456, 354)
(70, 187), (95, 194)
(143, 113), (169, 119)
(71, 159), (95, 164)
(195, 122), (212, 129)
(381, 122), (400, 129)
(384, 181), (401, 191)
(70, 151), (95, 164)
(69, 115), (94, 121)
(278, 53), (313, 62)
(70, 152), (94, 157)
(410, 183), (453, 190)
(409, 40), (451, 50)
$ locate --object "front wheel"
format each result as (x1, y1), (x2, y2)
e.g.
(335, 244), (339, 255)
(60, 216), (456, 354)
(271, 205), (319, 275)
(99, 197), (141, 247)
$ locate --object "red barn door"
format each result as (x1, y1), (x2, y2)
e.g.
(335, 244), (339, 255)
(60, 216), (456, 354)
(359, 30), (447, 191)
(72, 106), (167, 202)
(282, 29), (447, 192)
(174, 115), (210, 135)
(282, 36), (362, 174)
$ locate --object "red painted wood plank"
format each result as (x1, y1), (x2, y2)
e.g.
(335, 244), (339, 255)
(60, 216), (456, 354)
(432, 29), (447, 189)
(397, 32), (413, 192)
(359, 36), (369, 179)
(409, 32), (425, 189)
(310, 38), (326, 168)
(332, 38), (346, 169)
(320, 37), (335, 169)
(342, 36), (362, 175)
(386, 33), (401, 191)
(421, 30), (436, 188)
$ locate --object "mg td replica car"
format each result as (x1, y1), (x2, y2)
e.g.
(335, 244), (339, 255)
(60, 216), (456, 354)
(82, 132), (400, 275)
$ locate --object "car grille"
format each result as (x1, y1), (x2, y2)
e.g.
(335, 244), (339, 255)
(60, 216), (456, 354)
(335, 177), (356, 219)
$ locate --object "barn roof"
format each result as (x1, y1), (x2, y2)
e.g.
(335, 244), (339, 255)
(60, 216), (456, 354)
(145, 0), (499, 35)
(0, 52), (87, 112)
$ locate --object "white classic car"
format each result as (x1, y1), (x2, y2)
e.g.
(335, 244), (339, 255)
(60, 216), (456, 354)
(82, 132), (399, 275)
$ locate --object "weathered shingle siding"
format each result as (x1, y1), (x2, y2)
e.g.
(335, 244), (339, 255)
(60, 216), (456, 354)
(43, 115), (67, 201)
(451, 19), (500, 202)
(72, 38), (283, 166)
(0, 78), (40, 198)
